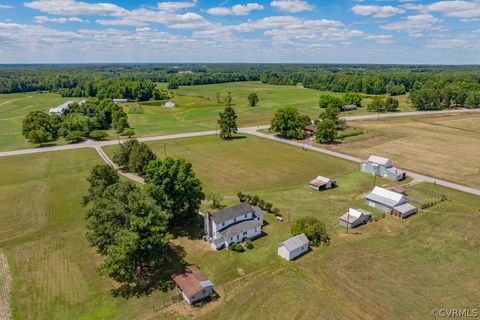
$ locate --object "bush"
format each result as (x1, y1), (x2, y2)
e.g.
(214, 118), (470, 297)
(229, 243), (245, 252)
(243, 237), (254, 249)
(89, 130), (108, 141)
(337, 130), (364, 139)
(250, 195), (260, 206)
(273, 207), (280, 215)
(258, 199), (265, 209)
(264, 202), (273, 212)
(65, 130), (84, 143)
(292, 216), (330, 246)
(123, 128), (135, 138)
(237, 191), (249, 202)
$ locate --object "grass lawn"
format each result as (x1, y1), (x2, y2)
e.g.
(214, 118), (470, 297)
(0, 93), (85, 152)
(2, 133), (479, 319)
(323, 113), (480, 189)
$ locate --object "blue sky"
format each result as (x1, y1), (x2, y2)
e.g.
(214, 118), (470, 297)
(0, 0), (479, 64)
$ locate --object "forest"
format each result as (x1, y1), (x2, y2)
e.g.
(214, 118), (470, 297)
(1, 64), (480, 109)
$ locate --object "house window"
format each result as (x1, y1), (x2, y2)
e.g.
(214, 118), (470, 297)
(222, 222), (224, 226)
(233, 218), (236, 222)
(243, 231), (247, 235)
(244, 214), (248, 218)
(237, 235), (240, 240)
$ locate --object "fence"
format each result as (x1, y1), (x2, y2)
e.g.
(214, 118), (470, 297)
(152, 293), (183, 311)
(406, 184), (448, 209)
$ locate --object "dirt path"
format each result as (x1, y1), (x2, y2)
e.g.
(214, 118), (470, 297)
(0, 251), (12, 320)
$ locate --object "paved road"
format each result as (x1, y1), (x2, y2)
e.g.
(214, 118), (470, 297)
(239, 126), (480, 197)
(1, 108), (479, 196)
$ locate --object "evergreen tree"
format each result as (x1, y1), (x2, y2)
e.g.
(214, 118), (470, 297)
(217, 106), (238, 139)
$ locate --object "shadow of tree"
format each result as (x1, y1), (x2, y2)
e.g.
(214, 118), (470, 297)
(171, 215), (205, 241)
(111, 244), (187, 299)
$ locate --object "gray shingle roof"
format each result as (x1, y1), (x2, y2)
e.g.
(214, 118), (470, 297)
(218, 220), (262, 240)
(211, 202), (254, 224)
(279, 234), (309, 252)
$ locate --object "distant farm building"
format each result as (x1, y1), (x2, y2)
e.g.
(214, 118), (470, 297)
(341, 104), (357, 111)
(277, 233), (309, 261)
(339, 208), (371, 228)
(113, 98), (128, 103)
(172, 266), (214, 305)
(365, 186), (417, 218)
(308, 176), (336, 191)
(361, 155), (406, 182)
(204, 203), (264, 250)
(164, 101), (175, 108)
(49, 101), (74, 114)
(304, 124), (318, 136)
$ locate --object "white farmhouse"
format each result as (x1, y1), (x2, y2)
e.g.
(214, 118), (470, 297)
(365, 186), (417, 218)
(360, 155), (406, 182)
(204, 202), (263, 250)
(172, 266), (213, 305)
(339, 208), (371, 228)
(277, 233), (309, 261)
(308, 176), (336, 191)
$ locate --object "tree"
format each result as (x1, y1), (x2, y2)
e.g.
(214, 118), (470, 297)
(216, 92), (222, 103)
(217, 106), (238, 139)
(385, 97), (399, 112)
(23, 111), (54, 142)
(225, 92), (232, 106)
(206, 192), (223, 209)
(319, 94), (342, 109)
(27, 129), (52, 144)
(65, 130), (84, 143)
(270, 107), (310, 139)
(85, 181), (172, 287)
(113, 139), (140, 169)
(89, 130), (108, 141)
(320, 106), (345, 130)
(341, 92), (362, 107)
(368, 97), (386, 112)
(84, 164), (119, 204)
(410, 89), (442, 110)
(167, 82), (179, 89)
(115, 117), (129, 133)
(465, 92), (480, 109)
(127, 142), (157, 176)
(144, 157), (205, 226)
(315, 119), (337, 144)
(124, 128), (135, 138)
(247, 93), (259, 107)
(291, 216), (330, 246)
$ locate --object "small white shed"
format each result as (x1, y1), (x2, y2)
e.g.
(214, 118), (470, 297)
(278, 234), (309, 261)
(308, 176), (336, 191)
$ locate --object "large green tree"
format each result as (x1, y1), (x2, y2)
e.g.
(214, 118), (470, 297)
(320, 106), (345, 130)
(128, 142), (157, 176)
(368, 96), (386, 112)
(270, 107), (310, 139)
(83, 164), (119, 204)
(144, 157), (205, 226)
(315, 119), (337, 144)
(319, 94), (343, 109)
(113, 139), (140, 168)
(341, 92), (362, 107)
(217, 106), (238, 139)
(291, 216), (330, 246)
(22, 111), (55, 142)
(385, 97), (399, 112)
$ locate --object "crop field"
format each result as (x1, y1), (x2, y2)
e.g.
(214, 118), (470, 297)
(324, 113), (480, 189)
(0, 93), (82, 151)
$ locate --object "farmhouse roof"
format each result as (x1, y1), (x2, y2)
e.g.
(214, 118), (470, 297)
(218, 219), (262, 240)
(367, 155), (392, 167)
(172, 266), (213, 300)
(279, 234), (309, 252)
(366, 186), (406, 207)
(385, 166), (405, 176)
(211, 202), (254, 224)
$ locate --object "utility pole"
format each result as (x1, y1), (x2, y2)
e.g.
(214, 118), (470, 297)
(373, 173), (377, 187)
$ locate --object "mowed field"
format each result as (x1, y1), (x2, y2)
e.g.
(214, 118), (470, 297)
(324, 113), (480, 189)
(103, 135), (480, 320)
(127, 81), (411, 138)
(0, 93), (82, 151)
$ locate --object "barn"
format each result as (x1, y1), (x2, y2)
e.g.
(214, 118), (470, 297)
(308, 176), (336, 191)
(172, 266), (214, 305)
(339, 208), (371, 228)
(365, 186), (417, 218)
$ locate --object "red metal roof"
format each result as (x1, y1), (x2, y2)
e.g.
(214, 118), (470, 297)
(172, 266), (209, 299)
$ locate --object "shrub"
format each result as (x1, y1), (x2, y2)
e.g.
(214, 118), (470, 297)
(250, 195), (260, 206)
(243, 237), (254, 249)
(337, 130), (364, 139)
(273, 208), (280, 215)
(258, 199), (265, 209)
(264, 202), (273, 212)
(65, 130), (84, 143)
(89, 130), (108, 141)
(229, 243), (245, 252)
(123, 128), (135, 138)
(237, 191), (249, 202)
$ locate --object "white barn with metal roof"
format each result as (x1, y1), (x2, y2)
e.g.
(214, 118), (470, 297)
(360, 155), (406, 182)
(365, 187), (417, 218)
(339, 208), (371, 228)
(277, 233), (309, 261)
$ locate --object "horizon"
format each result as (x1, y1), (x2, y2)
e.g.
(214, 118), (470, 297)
(0, 0), (479, 64)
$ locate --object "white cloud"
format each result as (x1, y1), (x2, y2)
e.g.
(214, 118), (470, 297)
(366, 34), (394, 44)
(24, 0), (127, 16)
(0, 4), (13, 9)
(352, 5), (405, 18)
(34, 16), (87, 23)
(382, 14), (439, 35)
(207, 3), (264, 16)
(270, 0), (314, 13)
(157, 1), (197, 12)
(426, 1), (480, 18)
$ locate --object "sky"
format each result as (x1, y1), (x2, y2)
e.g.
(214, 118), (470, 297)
(0, 0), (479, 64)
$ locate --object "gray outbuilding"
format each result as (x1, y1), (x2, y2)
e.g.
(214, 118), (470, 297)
(277, 234), (309, 261)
